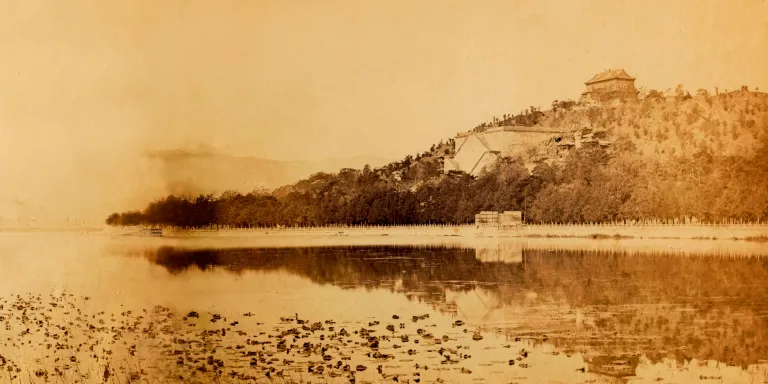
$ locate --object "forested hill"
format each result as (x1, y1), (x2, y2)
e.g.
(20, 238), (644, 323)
(106, 88), (768, 227)
(476, 88), (768, 161)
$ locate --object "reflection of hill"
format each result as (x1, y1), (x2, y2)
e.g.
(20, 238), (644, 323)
(127, 245), (768, 368)
(507, 250), (768, 369)
(521, 250), (768, 307)
(141, 245), (523, 314)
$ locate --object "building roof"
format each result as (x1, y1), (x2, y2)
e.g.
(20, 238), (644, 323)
(585, 69), (635, 85)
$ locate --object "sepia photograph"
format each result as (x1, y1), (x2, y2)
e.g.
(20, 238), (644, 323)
(1, 1), (768, 383)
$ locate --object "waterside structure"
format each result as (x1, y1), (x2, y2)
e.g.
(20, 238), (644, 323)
(475, 211), (523, 227)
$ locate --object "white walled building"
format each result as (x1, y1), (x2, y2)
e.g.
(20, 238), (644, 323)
(443, 126), (565, 175)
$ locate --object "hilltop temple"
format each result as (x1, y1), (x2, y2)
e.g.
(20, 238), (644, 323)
(442, 69), (630, 176)
(580, 68), (638, 103)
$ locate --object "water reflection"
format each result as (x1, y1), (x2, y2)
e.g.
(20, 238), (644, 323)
(120, 244), (768, 377)
(3, 232), (768, 383)
(475, 243), (523, 263)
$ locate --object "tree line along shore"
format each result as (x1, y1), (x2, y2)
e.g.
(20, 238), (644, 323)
(107, 89), (768, 228)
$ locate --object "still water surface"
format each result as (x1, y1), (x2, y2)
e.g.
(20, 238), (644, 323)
(0, 232), (767, 383)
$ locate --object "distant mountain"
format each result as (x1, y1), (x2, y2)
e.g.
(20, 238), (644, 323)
(144, 149), (391, 196)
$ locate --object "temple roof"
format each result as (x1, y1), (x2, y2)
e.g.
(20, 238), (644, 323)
(585, 69), (635, 84)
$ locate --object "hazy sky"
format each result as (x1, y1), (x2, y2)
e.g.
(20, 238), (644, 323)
(0, 0), (766, 224)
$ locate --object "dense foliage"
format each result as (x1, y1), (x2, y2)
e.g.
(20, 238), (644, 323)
(107, 90), (768, 227)
(141, 245), (768, 367)
(106, 135), (768, 227)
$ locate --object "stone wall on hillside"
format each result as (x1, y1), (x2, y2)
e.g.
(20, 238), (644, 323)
(443, 126), (565, 175)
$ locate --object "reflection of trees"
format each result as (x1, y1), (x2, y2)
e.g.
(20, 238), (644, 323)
(520, 251), (768, 308)
(142, 245), (525, 310)
(134, 246), (768, 367)
(507, 250), (768, 369)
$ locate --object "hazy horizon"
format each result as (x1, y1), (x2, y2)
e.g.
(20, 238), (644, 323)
(1, 0), (767, 224)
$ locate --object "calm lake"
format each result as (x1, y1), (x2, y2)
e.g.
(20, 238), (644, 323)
(0, 231), (767, 383)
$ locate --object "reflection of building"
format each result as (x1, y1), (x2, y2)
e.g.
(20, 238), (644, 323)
(443, 127), (565, 175)
(580, 68), (638, 103)
(474, 243), (523, 263)
(586, 355), (640, 378)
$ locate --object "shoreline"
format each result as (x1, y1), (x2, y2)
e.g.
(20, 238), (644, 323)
(4, 225), (767, 256)
(92, 224), (768, 257)
(3, 223), (768, 242)
(109, 223), (768, 241)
